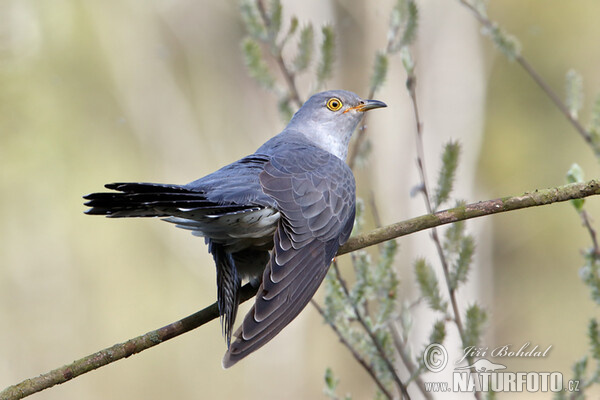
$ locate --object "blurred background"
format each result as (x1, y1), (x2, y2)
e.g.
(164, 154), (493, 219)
(1, 0), (599, 399)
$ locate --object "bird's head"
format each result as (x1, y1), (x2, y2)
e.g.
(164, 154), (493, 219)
(286, 90), (387, 160)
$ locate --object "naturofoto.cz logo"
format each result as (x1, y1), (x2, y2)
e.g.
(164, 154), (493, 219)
(422, 343), (581, 394)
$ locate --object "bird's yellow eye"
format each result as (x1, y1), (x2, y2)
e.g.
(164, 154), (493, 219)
(326, 97), (343, 112)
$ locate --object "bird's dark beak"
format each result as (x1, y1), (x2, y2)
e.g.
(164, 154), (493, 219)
(344, 99), (387, 113)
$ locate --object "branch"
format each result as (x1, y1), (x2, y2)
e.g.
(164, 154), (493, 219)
(311, 300), (395, 400)
(340, 179), (600, 255)
(458, 0), (595, 149)
(329, 262), (410, 399)
(255, 0), (303, 108)
(2, 179), (599, 400)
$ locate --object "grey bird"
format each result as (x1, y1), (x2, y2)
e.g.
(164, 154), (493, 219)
(84, 90), (386, 368)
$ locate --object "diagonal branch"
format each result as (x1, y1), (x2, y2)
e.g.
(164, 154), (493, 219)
(458, 0), (595, 149)
(311, 300), (395, 400)
(1, 179), (599, 400)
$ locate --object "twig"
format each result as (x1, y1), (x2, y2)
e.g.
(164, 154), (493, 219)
(330, 262), (411, 399)
(341, 180), (600, 257)
(458, 0), (594, 148)
(255, 0), (303, 107)
(2, 179), (600, 400)
(580, 210), (600, 256)
(405, 63), (482, 400)
(390, 323), (432, 400)
(310, 300), (394, 400)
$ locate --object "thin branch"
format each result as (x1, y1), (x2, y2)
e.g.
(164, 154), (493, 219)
(330, 262), (411, 399)
(580, 209), (600, 256)
(340, 180), (600, 255)
(458, 0), (594, 148)
(310, 300), (394, 400)
(390, 323), (432, 400)
(405, 62), (482, 400)
(255, 0), (303, 107)
(2, 179), (600, 400)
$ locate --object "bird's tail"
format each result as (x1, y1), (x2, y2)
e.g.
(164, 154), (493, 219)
(83, 182), (208, 218)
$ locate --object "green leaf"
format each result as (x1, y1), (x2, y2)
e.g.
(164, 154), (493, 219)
(350, 250), (373, 306)
(323, 367), (343, 399)
(572, 356), (588, 382)
(374, 241), (400, 326)
(414, 258), (447, 312)
(400, 46), (414, 75)
(293, 24), (314, 73)
(388, 0), (419, 53)
(464, 304), (487, 348)
(589, 94), (600, 135)
(402, 1), (419, 46)
(239, 0), (266, 40)
(482, 23), (521, 61)
(589, 318), (600, 360)
(486, 389), (498, 400)
(566, 163), (585, 211)
(566, 69), (584, 119)
(580, 251), (600, 305)
(370, 52), (389, 93)
(429, 320), (446, 345)
(444, 216), (466, 254)
(323, 269), (347, 325)
(317, 25), (335, 87)
(433, 141), (461, 210)
(267, 0), (282, 41)
(352, 197), (366, 235)
(241, 38), (275, 89)
(450, 235), (475, 290)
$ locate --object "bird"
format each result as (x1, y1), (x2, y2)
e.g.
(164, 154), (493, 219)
(83, 90), (387, 368)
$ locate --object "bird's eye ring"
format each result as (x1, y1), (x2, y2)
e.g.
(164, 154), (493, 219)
(326, 97), (343, 112)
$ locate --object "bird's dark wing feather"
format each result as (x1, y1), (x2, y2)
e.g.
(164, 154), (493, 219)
(222, 146), (355, 368)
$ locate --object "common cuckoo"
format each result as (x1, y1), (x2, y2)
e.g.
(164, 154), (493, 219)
(84, 90), (386, 367)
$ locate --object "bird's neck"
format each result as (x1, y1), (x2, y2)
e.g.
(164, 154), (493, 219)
(284, 122), (353, 161)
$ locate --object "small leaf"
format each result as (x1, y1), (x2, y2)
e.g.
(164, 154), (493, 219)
(414, 258), (447, 312)
(444, 215), (466, 254)
(400, 47), (415, 78)
(429, 320), (446, 345)
(572, 356), (588, 382)
(588, 94), (600, 136)
(579, 254), (600, 305)
(317, 25), (335, 87)
(293, 24), (314, 73)
(450, 235), (475, 290)
(323, 367), (341, 399)
(588, 318), (600, 360)
(388, 0), (419, 52)
(370, 52), (389, 93)
(267, 0), (282, 40)
(241, 38), (275, 89)
(464, 304), (487, 348)
(433, 141), (461, 210)
(566, 69), (584, 119)
(401, 1), (419, 46)
(566, 164), (585, 211)
(482, 23), (521, 61)
(240, 0), (266, 40)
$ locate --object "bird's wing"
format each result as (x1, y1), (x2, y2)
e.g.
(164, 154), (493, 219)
(222, 146), (356, 368)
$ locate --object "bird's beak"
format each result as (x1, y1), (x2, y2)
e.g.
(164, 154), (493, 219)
(344, 99), (387, 113)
